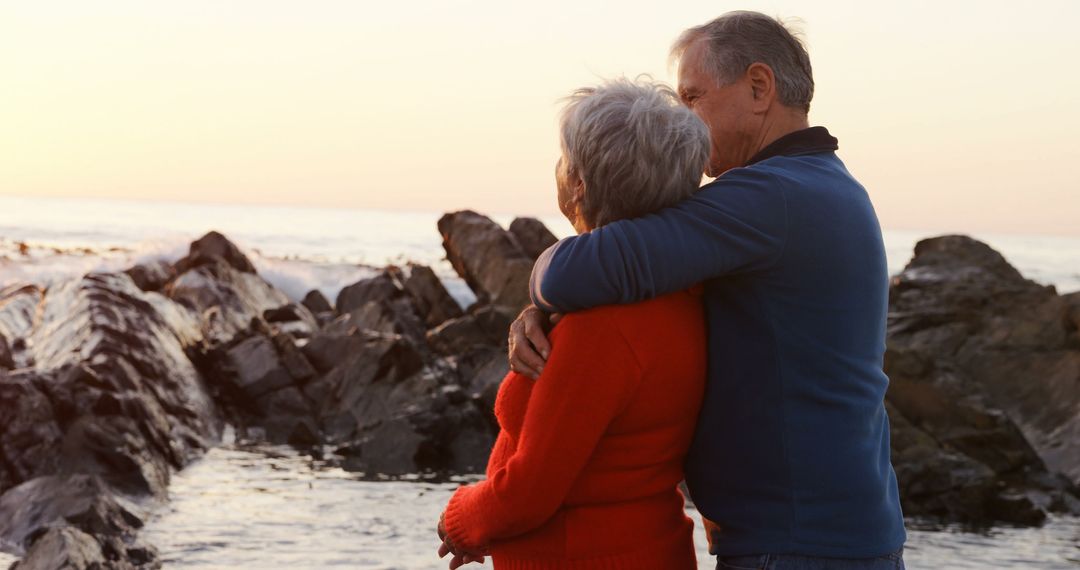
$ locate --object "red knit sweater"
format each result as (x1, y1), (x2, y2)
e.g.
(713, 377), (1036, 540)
(443, 290), (706, 569)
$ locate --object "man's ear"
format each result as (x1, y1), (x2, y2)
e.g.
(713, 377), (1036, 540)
(746, 62), (776, 113)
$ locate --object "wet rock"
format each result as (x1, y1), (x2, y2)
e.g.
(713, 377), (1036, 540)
(0, 475), (141, 553)
(12, 527), (107, 570)
(0, 285), (43, 369)
(508, 217), (558, 261)
(401, 263), (463, 328)
(174, 230), (256, 275)
(302, 289), (334, 314)
(438, 211), (533, 311)
(0, 333), (11, 370)
(125, 260), (175, 293)
(254, 386), (319, 446)
(886, 235), (1080, 524)
(0, 371), (64, 495)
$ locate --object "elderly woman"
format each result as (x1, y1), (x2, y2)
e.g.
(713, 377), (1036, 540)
(437, 77), (710, 569)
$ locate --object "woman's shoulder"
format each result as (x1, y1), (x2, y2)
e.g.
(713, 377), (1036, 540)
(551, 289), (704, 346)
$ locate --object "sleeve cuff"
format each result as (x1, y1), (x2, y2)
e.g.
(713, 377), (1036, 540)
(444, 484), (485, 552)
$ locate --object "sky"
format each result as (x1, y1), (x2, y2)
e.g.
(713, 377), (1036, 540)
(1, 1), (1078, 235)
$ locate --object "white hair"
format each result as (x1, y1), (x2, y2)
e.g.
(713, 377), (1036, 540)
(559, 77), (710, 228)
(671, 11), (814, 113)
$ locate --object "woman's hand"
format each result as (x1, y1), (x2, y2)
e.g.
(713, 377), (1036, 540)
(438, 511), (489, 568)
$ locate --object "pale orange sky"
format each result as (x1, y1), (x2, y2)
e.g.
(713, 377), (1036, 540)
(2, 1), (1078, 235)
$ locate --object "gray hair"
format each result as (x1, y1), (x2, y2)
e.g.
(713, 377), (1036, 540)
(671, 11), (814, 113)
(559, 77), (710, 228)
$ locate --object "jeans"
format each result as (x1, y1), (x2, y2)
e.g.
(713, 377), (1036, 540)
(716, 549), (904, 570)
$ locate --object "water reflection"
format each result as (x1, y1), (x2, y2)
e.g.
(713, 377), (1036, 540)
(133, 445), (1080, 569)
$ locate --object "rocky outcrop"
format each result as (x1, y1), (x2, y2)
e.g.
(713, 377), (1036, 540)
(10, 217), (1078, 567)
(438, 211), (534, 312)
(0, 270), (224, 568)
(886, 235), (1080, 525)
(508, 217), (559, 261)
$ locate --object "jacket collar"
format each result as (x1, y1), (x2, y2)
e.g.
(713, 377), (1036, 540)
(745, 126), (839, 166)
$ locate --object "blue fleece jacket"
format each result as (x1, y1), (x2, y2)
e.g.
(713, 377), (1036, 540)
(529, 128), (906, 558)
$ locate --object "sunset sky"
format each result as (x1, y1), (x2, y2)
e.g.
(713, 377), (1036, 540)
(2, 1), (1078, 235)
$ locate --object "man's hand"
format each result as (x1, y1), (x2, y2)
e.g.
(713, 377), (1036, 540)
(508, 305), (561, 379)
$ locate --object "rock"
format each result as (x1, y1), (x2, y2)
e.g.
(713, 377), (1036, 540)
(335, 271), (402, 315)
(425, 305), (514, 356)
(174, 230), (256, 275)
(438, 211), (534, 311)
(223, 335), (297, 401)
(0, 285), (43, 369)
(330, 299), (427, 345)
(0, 333), (11, 370)
(302, 289), (334, 314)
(253, 386), (319, 446)
(886, 235), (1080, 524)
(401, 263), (463, 328)
(301, 330), (368, 374)
(455, 347), (510, 414)
(0, 371), (64, 495)
(508, 217), (558, 261)
(303, 334), (428, 443)
(125, 260), (176, 293)
(0, 475), (141, 553)
(263, 303), (319, 339)
(271, 333), (316, 384)
(12, 527), (107, 570)
(166, 258), (289, 346)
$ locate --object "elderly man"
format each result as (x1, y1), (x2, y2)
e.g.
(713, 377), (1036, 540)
(510, 11), (907, 570)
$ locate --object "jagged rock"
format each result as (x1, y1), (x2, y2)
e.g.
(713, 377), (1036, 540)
(263, 302), (319, 339)
(303, 334), (428, 443)
(174, 230), (256, 275)
(0, 333), (12, 370)
(886, 235), (1080, 524)
(300, 330), (368, 374)
(329, 299), (427, 345)
(302, 289), (334, 314)
(271, 333), (316, 384)
(12, 527), (107, 570)
(425, 305), (514, 356)
(401, 263), (463, 328)
(0, 371), (64, 495)
(455, 347), (510, 414)
(223, 335), (296, 401)
(125, 260), (176, 293)
(338, 396), (495, 476)
(253, 386), (319, 446)
(0, 285), (42, 369)
(508, 217), (558, 261)
(438, 211), (534, 311)
(166, 259), (289, 346)
(335, 271), (402, 315)
(0, 475), (142, 553)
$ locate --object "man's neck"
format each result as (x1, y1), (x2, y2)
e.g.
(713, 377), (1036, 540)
(751, 110), (810, 159)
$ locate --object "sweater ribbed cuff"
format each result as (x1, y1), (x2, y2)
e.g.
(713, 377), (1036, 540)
(443, 484), (485, 553)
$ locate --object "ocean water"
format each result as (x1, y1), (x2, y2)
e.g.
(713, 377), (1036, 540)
(2, 195), (1079, 306)
(1, 195), (1079, 569)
